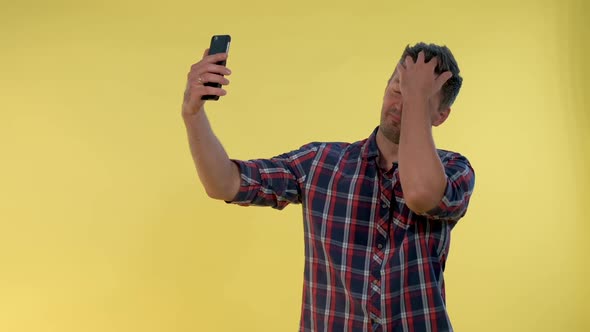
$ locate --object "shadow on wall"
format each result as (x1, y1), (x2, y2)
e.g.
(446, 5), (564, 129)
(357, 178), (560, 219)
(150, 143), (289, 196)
(570, 0), (589, 167)
(569, 0), (590, 330)
(569, 2), (590, 215)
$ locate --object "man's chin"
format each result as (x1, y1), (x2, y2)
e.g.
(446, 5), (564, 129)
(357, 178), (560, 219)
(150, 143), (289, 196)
(379, 125), (400, 144)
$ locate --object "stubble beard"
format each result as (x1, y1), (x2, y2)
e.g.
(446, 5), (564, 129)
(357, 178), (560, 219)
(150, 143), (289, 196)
(380, 108), (401, 144)
(380, 123), (401, 144)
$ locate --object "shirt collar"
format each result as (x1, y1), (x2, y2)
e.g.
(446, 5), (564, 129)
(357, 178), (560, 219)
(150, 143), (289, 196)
(361, 126), (380, 160)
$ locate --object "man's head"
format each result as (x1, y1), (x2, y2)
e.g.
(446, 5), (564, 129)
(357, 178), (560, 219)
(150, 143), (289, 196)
(380, 42), (463, 144)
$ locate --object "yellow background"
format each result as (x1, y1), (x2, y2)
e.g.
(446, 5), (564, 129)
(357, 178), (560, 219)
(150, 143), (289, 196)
(1, 0), (588, 331)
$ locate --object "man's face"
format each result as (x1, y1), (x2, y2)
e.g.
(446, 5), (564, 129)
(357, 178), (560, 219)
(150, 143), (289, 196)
(380, 70), (404, 144)
(379, 69), (447, 144)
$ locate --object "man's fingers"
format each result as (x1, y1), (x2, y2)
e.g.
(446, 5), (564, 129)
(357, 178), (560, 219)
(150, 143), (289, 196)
(188, 83), (227, 96)
(435, 71), (453, 88)
(188, 64), (231, 80)
(404, 55), (414, 67)
(439, 71), (453, 83)
(205, 64), (231, 75)
(204, 52), (228, 64)
(417, 51), (425, 64)
(195, 52), (228, 65)
(192, 84), (227, 97)
(202, 86), (227, 96)
(199, 73), (231, 86)
(426, 55), (436, 66)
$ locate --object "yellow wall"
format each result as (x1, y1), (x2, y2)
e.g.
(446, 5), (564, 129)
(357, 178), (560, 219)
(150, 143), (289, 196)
(1, 0), (588, 331)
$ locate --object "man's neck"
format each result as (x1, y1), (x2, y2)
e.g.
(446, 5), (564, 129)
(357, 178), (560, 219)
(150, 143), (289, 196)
(375, 129), (400, 171)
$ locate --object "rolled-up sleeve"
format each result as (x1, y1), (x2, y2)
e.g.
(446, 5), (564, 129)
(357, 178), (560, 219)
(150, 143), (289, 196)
(225, 142), (319, 210)
(422, 151), (476, 222)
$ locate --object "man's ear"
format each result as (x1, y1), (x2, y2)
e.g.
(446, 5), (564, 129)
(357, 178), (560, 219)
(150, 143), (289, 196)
(433, 107), (451, 127)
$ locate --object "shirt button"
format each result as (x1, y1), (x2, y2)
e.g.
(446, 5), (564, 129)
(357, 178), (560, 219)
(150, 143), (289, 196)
(377, 243), (383, 249)
(381, 203), (387, 208)
(373, 279), (379, 285)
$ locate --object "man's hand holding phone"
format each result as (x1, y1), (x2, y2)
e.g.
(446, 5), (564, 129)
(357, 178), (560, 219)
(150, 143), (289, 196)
(182, 48), (232, 116)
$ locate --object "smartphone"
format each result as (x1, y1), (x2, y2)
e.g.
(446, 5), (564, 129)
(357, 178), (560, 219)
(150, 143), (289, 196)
(202, 34), (231, 101)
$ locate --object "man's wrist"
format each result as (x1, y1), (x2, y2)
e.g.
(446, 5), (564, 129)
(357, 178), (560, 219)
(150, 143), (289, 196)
(404, 94), (438, 112)
(182, 104), (204, 118)
(403, 94), (430, 110)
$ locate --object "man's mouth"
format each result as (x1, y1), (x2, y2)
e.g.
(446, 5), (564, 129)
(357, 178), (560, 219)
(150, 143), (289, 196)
(387, 112), (401, 123)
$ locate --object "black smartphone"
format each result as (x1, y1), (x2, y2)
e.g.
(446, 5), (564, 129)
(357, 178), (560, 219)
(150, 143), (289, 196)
(202, 34), (231, 101)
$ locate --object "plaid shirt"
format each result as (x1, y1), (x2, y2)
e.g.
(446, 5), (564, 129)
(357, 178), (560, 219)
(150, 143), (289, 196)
(227, 127), (475, 332)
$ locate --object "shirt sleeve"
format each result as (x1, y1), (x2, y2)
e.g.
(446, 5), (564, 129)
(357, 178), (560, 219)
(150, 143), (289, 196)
(421, 151), (476, 222)
(225, 142), (320, 210)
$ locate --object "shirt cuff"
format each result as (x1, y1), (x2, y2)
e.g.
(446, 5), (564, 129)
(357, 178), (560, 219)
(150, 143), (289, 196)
(224, 159), (260, 205)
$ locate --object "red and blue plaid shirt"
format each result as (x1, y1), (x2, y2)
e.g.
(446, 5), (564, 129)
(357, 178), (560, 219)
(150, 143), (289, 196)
(227, 127), (475, 332)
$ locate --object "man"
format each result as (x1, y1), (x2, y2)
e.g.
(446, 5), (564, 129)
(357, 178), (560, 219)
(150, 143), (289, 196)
(181, 42), (476, 332)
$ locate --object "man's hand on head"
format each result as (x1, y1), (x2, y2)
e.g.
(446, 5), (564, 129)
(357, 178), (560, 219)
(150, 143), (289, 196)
(396, 51), (452, 103)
